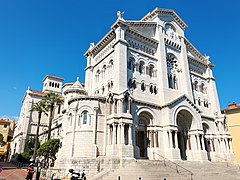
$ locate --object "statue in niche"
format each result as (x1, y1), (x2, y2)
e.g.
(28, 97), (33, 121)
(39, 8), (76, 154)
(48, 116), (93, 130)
(165, 24), (178, 41)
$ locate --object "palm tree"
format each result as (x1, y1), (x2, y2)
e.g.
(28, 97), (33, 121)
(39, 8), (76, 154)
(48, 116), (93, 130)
(44, 92), (64, 140)
(30, 100), (47, 161)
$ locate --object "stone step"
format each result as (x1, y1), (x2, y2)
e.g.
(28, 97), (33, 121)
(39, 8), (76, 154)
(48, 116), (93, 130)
(92, 160), (240, 180)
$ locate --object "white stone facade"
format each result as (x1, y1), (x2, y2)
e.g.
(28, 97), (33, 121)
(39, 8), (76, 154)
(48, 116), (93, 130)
(55, 8), (235, 176)
(12, 8), (235, 177)
(10, 75), (64, 157)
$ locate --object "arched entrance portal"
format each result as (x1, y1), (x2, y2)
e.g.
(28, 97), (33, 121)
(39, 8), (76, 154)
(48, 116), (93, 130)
(203, 123), (211, 161)
(136, 112), (152, 158)
(176, 110), (193, 160)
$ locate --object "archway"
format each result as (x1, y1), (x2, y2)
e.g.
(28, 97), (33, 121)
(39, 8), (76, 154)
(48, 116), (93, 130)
(203, 123), (211, 161)
(176, 110), (193, 160)
(136, 112), (152, 158)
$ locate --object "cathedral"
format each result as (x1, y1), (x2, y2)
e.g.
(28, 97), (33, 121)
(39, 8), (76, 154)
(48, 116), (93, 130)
(54, 8), (234, 176)
(12, 8), (234, 177)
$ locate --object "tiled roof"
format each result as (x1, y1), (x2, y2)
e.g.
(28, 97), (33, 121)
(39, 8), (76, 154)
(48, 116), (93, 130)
(30, 90), (47, 96)
(0, 119), (12, 123)
(222, 103), (240, 111)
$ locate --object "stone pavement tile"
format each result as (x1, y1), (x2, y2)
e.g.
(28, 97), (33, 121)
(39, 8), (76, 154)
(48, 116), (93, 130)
(0, 169), (47, 180)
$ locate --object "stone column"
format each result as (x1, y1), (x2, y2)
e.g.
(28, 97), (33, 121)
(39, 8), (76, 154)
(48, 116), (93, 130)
(154, 131), (157, 148)
(158, 130), (161, 148)
(121, 123), (125, 144)
(221, 139), (225, 153)
(229, 139), (233, 153)
(113, 124), (117, 144)
(174, 131), (178, 149)
(117, 124), (121, 144)
(201, 136), (205, 150)
(128, 124), (132, 145)
(196, 134), (200, 150)
(147, 130), (150, 147)
(121, 99), (124, 113)
(186, 134), (191, 150)
(169, 130), (173, 149)
(149, 131), (153, 148)
(107, 125), (111, 145)
(92, 108), (98, 144)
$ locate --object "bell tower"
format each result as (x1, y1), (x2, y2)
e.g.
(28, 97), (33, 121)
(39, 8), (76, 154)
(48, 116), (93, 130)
(42, 75), (64, 94)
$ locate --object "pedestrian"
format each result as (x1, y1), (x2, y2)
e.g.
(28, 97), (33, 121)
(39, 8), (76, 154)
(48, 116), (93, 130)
(25, 163), (35, 180)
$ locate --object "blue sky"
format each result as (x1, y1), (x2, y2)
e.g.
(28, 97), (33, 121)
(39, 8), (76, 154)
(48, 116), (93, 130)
(0, 0), (239, 120)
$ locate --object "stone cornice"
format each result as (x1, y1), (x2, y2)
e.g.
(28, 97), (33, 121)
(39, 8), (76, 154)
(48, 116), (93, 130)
(188, 55), (208, 69)
(68, 96), (106, 105)
(84, 19), (158, 58)
(84, 30), (115, 57)
(132, 98), (162, 110)
(184, 38), (206, 63)
(125, 26), (158, 48)
(141, 8), (188, 30)
(126, 21), (157, 28)
(163, 94), (202, 113)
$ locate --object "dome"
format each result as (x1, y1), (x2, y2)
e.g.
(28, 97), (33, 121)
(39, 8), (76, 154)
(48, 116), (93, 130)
(64, 77), (87, 96)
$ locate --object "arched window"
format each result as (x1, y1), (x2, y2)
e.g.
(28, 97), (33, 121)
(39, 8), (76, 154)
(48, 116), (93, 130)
(81, 110), (90, 125)
(200, 83), (205, 93)
(150, 85), (153, 94)
(128, 58), (134, 71)
(109, 60), (114, 74)
(141, 83), (146, 92)
(102, 65), (106, 79)
(132, 80), (136, 89)
(154, 86), (157, 95)
(139, 61), (145, 75)
(167, 54), (179, 90)
(102, 86), (105, 94)
(198, 98), (201, 106)
(194, 81), (198, 91)
(149, 64), (154, 77)
(96, 69), (100, 83)
(204, 100), (209, 108)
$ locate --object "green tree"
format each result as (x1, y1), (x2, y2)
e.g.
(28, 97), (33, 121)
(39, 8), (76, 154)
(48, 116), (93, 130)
(30, 100), (47, 161)
(0, 133), (6, 146)
(43, 92), (63, 140)
(37, 138), (60, 166)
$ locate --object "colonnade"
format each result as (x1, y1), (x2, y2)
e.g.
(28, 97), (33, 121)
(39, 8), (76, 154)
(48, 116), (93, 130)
(107, 123), (132, 145)
(109, 98), (131, 114)
(144, 129), (233, 154)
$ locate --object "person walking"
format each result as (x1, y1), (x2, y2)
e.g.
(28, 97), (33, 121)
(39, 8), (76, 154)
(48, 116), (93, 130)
(25, 163), (35, 180)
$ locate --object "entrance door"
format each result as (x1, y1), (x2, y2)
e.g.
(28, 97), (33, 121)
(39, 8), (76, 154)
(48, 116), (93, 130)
(137, 131), (147, 158)
(177, 131), (187, 160)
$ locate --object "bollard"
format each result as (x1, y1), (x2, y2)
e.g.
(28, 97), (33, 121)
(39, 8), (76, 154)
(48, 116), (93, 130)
(118, 176), (120, 180)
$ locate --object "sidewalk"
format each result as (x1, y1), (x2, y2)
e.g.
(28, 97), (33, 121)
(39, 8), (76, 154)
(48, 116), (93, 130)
(0, 162), (47, 180)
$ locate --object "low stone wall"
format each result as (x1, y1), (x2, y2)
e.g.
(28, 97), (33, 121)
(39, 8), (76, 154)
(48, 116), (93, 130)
(48, 157), (134, 179)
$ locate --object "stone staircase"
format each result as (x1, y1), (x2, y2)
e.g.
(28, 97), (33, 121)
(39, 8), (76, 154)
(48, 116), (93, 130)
(93, 160), (190, 180)
(175, 160), (240, 180)
(90, 159), (240, 180)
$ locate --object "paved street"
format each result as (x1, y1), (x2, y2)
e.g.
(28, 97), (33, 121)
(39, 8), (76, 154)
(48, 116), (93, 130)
(0, 162), (47, 180)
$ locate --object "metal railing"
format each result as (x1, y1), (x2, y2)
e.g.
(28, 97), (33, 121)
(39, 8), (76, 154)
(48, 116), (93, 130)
(215, 155), (229, 166)
(152, 152), (193, 180)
